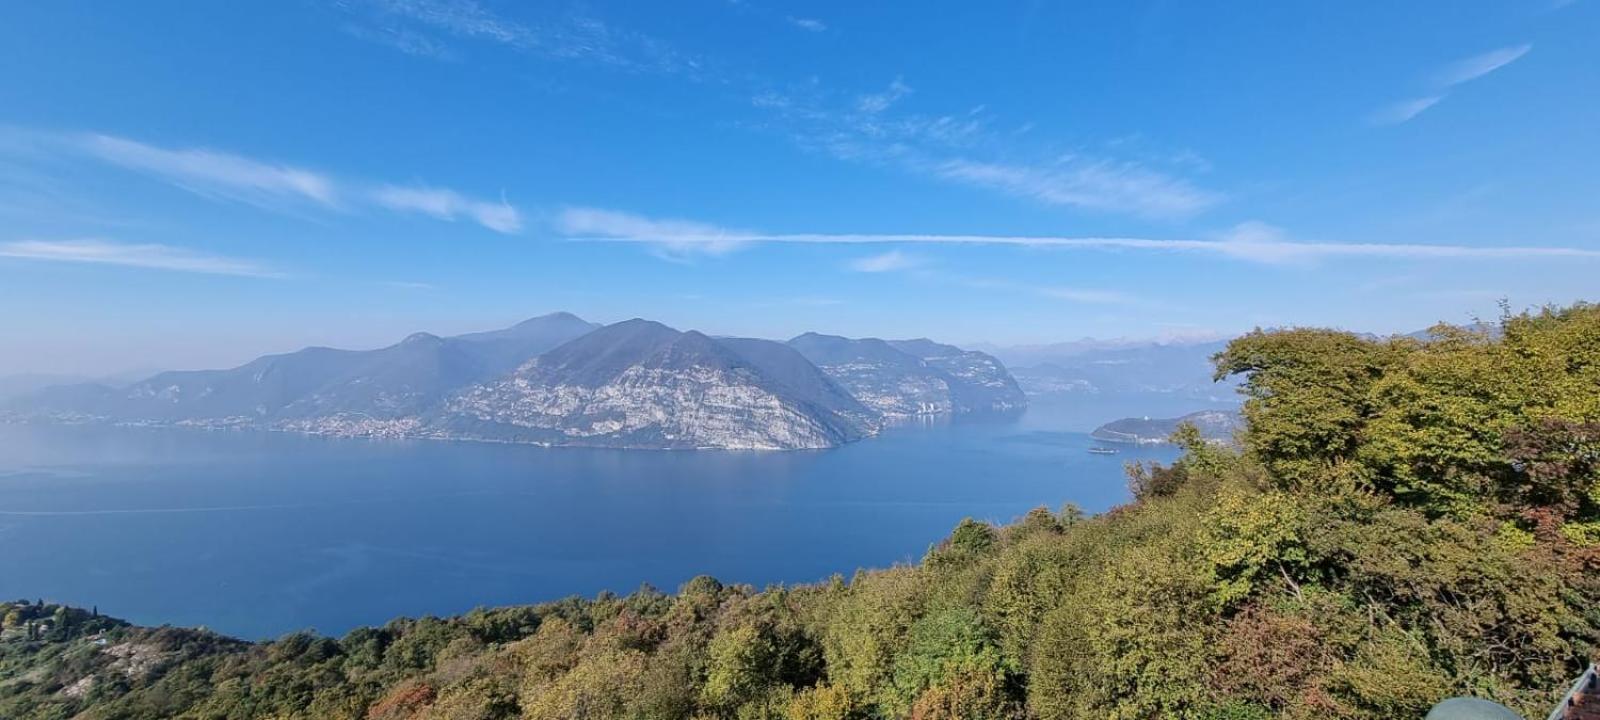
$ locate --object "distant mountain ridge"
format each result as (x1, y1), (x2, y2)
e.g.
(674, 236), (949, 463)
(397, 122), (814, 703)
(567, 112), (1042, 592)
(887, 338), (1027, 414)
(1006, 339), (1236, 401)
(1002, 324), (1499, 403)
(787, 333), (1025, 417)
(8, 314), (1025, 450)
(19, 312), (600, 426)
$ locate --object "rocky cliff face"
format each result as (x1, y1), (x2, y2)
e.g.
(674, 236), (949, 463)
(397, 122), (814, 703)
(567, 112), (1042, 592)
(435, 321), (875, 449)
(788, 333), (1026, 417)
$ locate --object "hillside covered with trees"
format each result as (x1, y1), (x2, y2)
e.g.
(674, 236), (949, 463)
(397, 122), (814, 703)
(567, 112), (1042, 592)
(4, 304), (1599, 719)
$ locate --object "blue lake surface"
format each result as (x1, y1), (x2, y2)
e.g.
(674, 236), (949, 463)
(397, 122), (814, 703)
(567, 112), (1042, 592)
(0, 401), (1180, 639)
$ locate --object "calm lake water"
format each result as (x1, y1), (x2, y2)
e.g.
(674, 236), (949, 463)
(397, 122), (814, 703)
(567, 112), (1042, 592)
(0, 401), (1181, 639)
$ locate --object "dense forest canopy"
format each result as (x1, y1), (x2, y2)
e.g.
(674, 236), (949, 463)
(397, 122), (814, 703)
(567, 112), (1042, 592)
(4, 304), (1599, 719)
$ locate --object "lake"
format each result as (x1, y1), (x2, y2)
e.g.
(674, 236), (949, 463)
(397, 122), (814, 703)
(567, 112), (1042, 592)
(0, 400), (1181, 639)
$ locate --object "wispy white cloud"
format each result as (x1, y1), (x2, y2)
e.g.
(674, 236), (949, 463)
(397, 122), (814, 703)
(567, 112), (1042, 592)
(1034, 287), (1139, 305)
(936, 158), (1219, 219)
(340, 23), (454, 59)
(0, 239), (282, 278)
(786, 16), (826, 32)
(338, 0), (699, 75)
(837, 246), (1144, 307)
(751, 78), (1219, 219)
(1434, 44), (1532, 86)
(30, 132), (522, 233)
(1368, 95), (1444, 126)
(848, 249), (921, 273)
(359, 0), (527, 44)
(556, 207), (748, 259)
(1372, 44), (1531, 125)
(373, 185), (521, 233)
(80, 134), (338, 209)
(562, 209), (1600, 265)
(856, 78), (912, 114)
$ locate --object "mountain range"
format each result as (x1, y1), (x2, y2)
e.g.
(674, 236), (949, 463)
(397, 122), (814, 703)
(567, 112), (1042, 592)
(992, 323), (1497, 411)
(5, 313), (1024, 451)
(999, 340), (1237, 400)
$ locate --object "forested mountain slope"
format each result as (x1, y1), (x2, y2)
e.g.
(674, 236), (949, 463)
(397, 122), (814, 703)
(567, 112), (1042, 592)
(4, 304), (1599, 719)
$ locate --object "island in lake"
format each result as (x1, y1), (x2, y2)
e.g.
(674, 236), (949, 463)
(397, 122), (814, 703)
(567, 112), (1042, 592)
(1090, 409), (1242, 445)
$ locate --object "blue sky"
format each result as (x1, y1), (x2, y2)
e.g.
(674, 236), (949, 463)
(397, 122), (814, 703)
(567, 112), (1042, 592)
(2, 1), (1598, 375)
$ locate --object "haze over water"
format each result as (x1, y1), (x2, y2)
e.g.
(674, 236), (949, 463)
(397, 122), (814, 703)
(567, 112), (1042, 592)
(0, 400), (1177, 639)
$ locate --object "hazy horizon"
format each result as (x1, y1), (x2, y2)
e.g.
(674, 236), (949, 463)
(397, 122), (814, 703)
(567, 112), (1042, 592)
(0, 306), (1494, 379)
